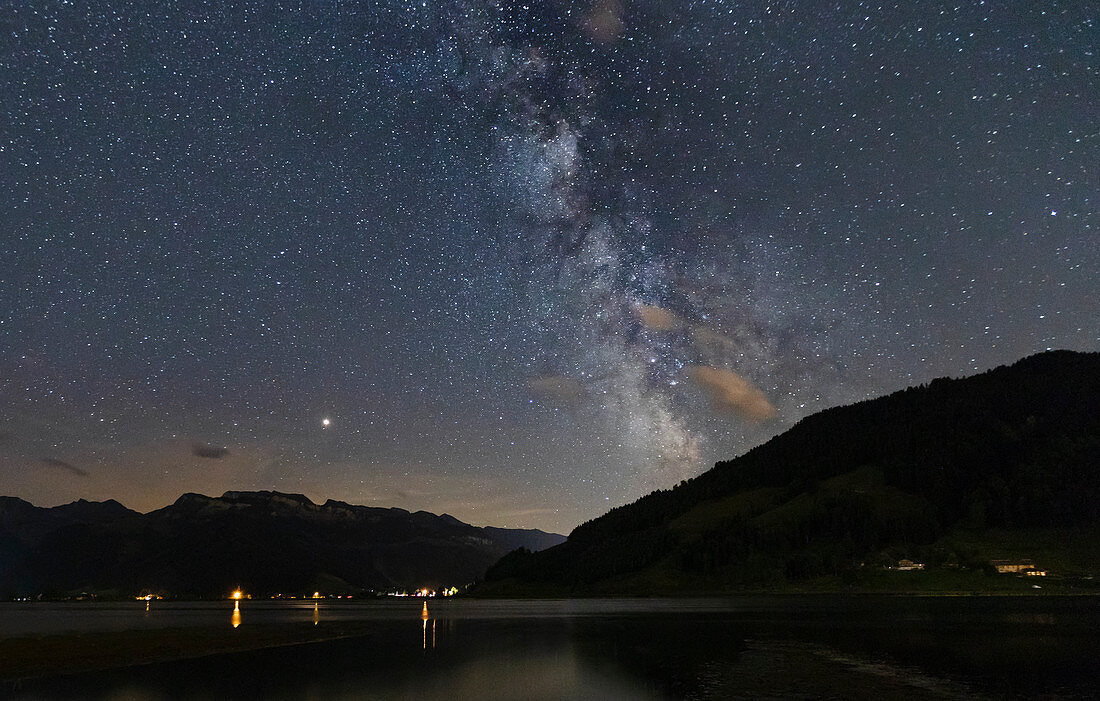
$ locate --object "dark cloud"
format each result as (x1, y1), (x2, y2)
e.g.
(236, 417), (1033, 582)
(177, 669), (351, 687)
(689, 366), (778, 421)
(40, 457), (90, 478)
(192, 443), (230, 459)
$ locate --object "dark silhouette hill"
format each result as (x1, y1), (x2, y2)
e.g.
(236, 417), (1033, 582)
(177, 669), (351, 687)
(479, 350), (1100, 594)
(0, 491), (564, 598)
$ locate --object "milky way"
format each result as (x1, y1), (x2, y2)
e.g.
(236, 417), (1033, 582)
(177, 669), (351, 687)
(1, 2), (1096, 532)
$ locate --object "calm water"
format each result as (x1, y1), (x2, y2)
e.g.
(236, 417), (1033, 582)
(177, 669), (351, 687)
(4, 596), (1099, 699)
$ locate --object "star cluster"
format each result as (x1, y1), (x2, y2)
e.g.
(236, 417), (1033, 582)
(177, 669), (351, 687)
(1, 1), (1095, 533)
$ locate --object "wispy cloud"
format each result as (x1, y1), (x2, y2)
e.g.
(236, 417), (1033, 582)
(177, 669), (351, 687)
(526, 375), (587, 405)
(689, 366), (778, 421)
(634, 303), (684, 331)
(39, 457), (90, 477)
(581, 0), (624, 43)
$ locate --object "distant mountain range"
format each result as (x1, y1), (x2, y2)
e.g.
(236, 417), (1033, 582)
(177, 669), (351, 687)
(478, 350), (1100, 595)
(0, 491), (564, 598)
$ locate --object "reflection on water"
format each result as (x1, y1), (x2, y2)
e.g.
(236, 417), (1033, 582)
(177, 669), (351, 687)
(6, 597), (1100, 700)
(231, 600), (241, 629)
(422, 601), (434, 651)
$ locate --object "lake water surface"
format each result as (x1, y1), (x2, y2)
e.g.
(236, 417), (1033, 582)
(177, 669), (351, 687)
(4, 596), (1099, 699)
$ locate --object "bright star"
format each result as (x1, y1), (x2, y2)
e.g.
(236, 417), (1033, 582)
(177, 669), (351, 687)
(322, 418), (331, 427)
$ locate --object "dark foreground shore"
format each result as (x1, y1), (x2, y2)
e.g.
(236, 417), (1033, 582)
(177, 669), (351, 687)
(4, 633), (973, 700)
(0, 621), (377, 683)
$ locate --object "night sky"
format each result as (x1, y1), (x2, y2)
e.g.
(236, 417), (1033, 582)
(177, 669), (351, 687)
(1, 1), (1096, 533)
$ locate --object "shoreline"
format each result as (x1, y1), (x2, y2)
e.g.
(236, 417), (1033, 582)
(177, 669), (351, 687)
(465, 590), (1100, 598)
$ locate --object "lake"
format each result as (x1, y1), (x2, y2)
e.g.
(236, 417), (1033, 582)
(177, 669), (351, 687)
(3, 596), (1099, 699)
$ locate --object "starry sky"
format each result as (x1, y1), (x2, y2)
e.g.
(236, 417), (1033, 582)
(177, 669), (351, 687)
(1, 1), (1096, 533)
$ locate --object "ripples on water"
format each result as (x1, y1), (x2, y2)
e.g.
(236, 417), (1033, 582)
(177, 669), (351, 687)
(4, 597), (1099, 699)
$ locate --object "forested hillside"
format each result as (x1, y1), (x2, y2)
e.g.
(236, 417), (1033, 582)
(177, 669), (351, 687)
(480, 351), (1100, 593)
